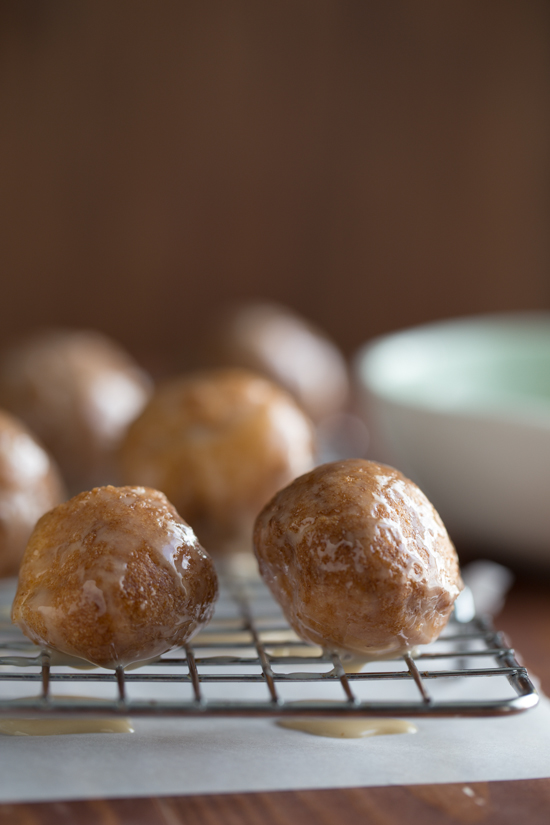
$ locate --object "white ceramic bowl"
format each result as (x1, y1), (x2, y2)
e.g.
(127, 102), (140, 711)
(354, 313), (550, 565)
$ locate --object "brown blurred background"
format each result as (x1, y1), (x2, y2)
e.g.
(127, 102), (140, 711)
(0, 0), (548, 372)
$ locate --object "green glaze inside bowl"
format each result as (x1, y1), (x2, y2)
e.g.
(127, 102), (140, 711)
(361, 313), (550, 425)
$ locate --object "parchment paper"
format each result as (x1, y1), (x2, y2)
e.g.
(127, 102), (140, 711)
(0, 686), (548, 803)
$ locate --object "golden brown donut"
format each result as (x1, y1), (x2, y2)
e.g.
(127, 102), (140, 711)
(12, 486), (218, 668)
(119, 368), (315, 556)
(254, 459), (463, 659)
(0, 329), (152, 492)
(0, 410), (65, 578)
(202, 302), (350, 422)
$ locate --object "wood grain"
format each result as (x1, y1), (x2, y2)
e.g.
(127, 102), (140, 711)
(0, 1), (548, 366)
(2, 780), (550, 825)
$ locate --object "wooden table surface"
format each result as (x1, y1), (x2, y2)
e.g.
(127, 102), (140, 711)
(1, 570), (549, 825)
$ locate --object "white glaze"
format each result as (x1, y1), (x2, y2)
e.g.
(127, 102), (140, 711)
(254, 460), (463, 659)
(12, 486), (218, 668)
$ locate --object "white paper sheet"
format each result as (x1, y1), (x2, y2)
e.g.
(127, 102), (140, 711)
(0, 691), (549, 803)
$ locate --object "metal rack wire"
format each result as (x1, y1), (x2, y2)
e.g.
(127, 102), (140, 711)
(0, 575), (539, 720)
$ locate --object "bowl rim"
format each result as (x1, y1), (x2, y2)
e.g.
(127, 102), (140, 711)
(354, 311), (550, 428)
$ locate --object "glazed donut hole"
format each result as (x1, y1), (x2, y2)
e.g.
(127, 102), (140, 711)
(201, 301), (350, 423)
(253, 459), (463, 660)
(0, 409), (65, 578)
(119, 368), (316, 559)
(0, 328), (152, 493)
(11, 485), (218, 669)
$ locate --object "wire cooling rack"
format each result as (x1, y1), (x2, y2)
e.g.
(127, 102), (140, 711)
(0, 575), (539, 720)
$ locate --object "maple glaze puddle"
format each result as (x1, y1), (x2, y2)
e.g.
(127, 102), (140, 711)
(0, 696), (134, 736)
(0, 718), (134, 736)
(206, 618), (246, 629)
(259, 629), (302, 643)
(335, 647), (418, 673)
(265, 645), (324, 658)
(340, 657), (370, 674)
(277, 717), (417, 739)
(276, 700), (417, 739)
(193, 631), (252, 645)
